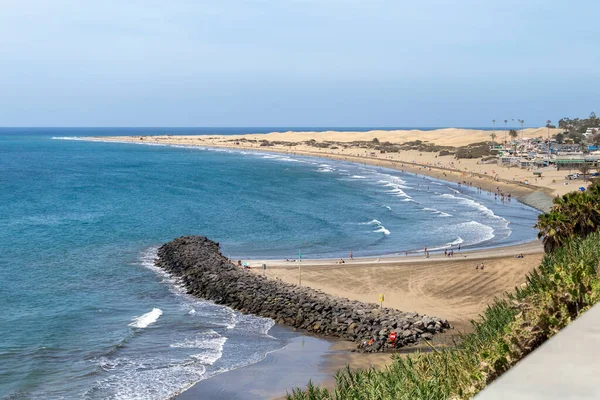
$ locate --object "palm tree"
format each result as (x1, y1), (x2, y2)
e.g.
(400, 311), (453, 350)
(552, 191), (600, 238)
(519, 119), (525, 141)
(546, 120), (552, 164)
(587, 178), (600, 197)
(509, 129), (519, 152)
(535, 210), (571, 252)
(490, 132), (497, 145)
(503, 119), (508, 144)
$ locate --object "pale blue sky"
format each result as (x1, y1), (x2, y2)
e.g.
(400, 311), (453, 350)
(1, 0), (598, 127)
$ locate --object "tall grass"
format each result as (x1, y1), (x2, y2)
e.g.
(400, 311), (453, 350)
(287, 232), (600, 400)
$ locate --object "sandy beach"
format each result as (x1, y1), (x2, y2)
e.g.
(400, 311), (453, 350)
(248, 241), (543, 332)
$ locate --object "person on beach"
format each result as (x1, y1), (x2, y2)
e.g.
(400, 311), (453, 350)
(444, 249), (448, 257)
(480, 263), (485, 270)
(475, 264), (479, 270)
(350, 251), (353, 260)
(458, 244), (461, 252)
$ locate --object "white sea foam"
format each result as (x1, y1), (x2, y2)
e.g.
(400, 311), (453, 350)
(376, 173), (408, 184)
(458, 221), (495, 242)
(89, 360), (208, 400)
(360, 219), (381, 225)
(384, 205), (392, 211)
(171, 330), (228, 366)
(423, 207), (452, 217)
(440, 194), (507, 220)
(440, 193), (512, 236)
(360, 219), (391, 235)
(383, 182), (410, 189)
(428, 220), (495, 251)
(351, 175), (367, 179)
(317, 166), (334, 173)
(446, 236), (464, 246)
(52, 136), (84, 140)
(129, 308), (162, 329)
(374, 226), (391, 235)
(137, 247), (241, 331)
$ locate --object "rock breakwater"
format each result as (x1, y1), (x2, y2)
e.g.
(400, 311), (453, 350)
(156, 236), (452, 351)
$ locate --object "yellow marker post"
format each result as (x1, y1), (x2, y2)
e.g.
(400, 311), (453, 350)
(379, 293), (384, 309)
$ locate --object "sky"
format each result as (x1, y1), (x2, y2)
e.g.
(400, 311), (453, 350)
(0, 0), (598, 127)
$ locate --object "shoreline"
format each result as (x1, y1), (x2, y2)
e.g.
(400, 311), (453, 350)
(84, 135), (555, 212)
(244, 240), (542, 268)
(175, 325), (393, 400)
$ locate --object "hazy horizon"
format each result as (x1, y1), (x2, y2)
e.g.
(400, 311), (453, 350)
(2, 1), (598, 127)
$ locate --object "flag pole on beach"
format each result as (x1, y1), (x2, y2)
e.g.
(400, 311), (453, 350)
(298, 251), (302, 286)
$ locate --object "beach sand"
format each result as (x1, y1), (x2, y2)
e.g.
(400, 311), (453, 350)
(250, 242), (543, 332)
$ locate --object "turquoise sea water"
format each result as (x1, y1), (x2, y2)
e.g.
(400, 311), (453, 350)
(0, 128), (539, 399)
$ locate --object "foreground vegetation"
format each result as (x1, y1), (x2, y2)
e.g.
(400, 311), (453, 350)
(287, 181), (600, 400)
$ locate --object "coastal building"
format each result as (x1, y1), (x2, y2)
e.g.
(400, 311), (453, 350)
(554, 154), (600, 171)
(499, 156), (521, 166)
(550, 144), (581, 154)
(584, 127), (600, 137)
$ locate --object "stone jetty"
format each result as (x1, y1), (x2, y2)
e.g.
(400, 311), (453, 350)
(155, 236), (452, 352)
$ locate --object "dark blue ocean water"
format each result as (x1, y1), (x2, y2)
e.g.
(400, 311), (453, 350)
(0, 128), (539, 399)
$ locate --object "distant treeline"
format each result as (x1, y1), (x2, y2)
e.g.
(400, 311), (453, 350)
(558, 112), (599, 133)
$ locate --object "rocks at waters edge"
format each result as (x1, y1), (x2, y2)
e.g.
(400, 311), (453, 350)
(155, 236), (452, 352)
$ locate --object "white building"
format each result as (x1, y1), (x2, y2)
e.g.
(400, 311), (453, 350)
(584, 127), (600, 137)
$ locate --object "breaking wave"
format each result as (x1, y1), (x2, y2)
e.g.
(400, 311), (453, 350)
(128, 308), (162, 329)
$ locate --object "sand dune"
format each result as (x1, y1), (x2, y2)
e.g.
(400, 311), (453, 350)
(145, 127), (562, 147)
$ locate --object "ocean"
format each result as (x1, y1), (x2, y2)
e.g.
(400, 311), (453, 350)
(0, 128), (539, 399)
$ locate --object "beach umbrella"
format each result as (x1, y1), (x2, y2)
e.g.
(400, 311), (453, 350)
(579, 187), (586, 192)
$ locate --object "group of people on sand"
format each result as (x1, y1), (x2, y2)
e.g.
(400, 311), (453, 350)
(475, 263), (485, 270)
(444, 249), (455, 257)
(237, 260), (251, 270)
(515, 253), (525, 259)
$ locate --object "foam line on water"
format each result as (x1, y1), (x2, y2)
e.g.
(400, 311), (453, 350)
(360, 219), (390, 235)
(128, 308), (162, 329)
(423, 207), (452, 217)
